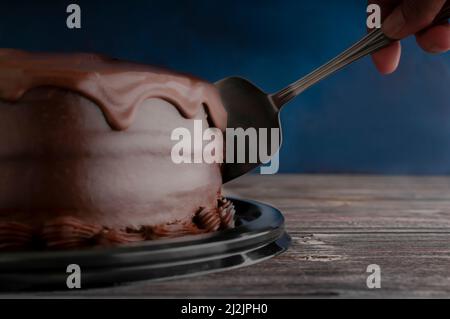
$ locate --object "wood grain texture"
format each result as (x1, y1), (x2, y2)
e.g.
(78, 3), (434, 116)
(6, 174), (450, 298)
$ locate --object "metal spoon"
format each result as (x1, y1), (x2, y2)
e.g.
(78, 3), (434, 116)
(217, 5), (450, 183)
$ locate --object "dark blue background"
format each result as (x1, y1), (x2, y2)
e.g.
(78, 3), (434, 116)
(1, 0), (449, 174)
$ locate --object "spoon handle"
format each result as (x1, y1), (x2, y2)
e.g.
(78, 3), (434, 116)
(271, 3), (450, 108)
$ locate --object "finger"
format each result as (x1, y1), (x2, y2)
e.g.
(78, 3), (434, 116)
(367, 0), (401, 22)
(415, 23), (450, 53)
(368, 0), (402, 74)
(382, 0), (447, 39)
(371, 41), (402, 74)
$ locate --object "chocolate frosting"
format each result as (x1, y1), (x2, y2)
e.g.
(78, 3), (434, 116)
(218, 197), (236, 229)
(0, 49), (232, 250)
(0, 198), (235, 250)
(0, 49), (227, 131)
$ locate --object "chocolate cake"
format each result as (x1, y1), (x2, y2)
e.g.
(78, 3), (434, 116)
(0, 49), (235, 251)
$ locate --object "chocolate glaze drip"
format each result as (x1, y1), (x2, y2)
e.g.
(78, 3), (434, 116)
(0, 49), (227, 131)
(0, 198), (235, 251)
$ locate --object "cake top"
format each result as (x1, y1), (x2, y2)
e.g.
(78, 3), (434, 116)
(0, 49), (227, 130)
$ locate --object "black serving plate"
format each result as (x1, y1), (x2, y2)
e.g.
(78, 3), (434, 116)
(0, 197), (290, 291)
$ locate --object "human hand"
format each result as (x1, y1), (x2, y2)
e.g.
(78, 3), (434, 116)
(369, 0), (450, 74)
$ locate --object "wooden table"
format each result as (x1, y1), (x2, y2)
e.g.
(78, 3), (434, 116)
(9, 174), (450, 298)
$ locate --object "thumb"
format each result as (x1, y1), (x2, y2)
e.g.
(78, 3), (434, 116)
(382, 0), (447, 39)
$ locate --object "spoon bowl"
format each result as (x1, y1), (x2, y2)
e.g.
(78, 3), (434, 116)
(215, 77), (282, 183)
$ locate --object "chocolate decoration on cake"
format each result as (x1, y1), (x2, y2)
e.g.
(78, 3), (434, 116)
(0, 197), (236, 250)
(0, 49), (227, 131)
(196, 207), (222, 232)
(218, 197), (236, 229)
(143, 222), (205, 240)
(0, 49), (234, 250)
(0, 222), (34, 251)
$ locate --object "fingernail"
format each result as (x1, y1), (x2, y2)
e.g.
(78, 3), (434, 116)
(382, 8), (406, 39)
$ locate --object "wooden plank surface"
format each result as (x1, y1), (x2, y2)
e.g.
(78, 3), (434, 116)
(7, 174), (450, 298)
